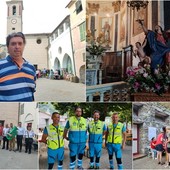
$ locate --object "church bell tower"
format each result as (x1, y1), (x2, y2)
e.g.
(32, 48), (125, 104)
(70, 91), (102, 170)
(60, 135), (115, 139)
(6, 0), (23, 35)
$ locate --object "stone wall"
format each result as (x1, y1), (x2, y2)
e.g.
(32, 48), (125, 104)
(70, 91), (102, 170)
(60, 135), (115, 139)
(133, 102), (170, 154)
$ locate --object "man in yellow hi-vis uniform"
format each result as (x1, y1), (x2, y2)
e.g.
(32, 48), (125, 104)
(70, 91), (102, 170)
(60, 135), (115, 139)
(40, 112), (64, 170)
(88, 110), (106, 169)
(64, 106), (87, 170)
(105, 113), (126, 170)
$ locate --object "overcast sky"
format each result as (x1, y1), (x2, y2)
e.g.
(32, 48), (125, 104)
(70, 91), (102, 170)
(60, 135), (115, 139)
(0, 0), (70, 44)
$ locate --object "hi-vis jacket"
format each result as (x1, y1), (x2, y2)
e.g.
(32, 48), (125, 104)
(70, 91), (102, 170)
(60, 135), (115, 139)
(107, 122), (124, 144)
(46, 124), (64, 149)
(68, 116), (87, 143)
(88, 120), (104, 143)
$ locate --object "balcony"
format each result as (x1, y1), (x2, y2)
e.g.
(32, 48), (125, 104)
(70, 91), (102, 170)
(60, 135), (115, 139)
(86, 81), (130, 102)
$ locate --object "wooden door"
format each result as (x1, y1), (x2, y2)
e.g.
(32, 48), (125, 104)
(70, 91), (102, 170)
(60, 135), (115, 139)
(133, 124), (139, 155)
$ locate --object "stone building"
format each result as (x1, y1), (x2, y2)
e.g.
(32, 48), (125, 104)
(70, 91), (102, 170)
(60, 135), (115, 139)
(0, 102), (38, 134)
(23, 33), (49, 70)
(6, 0), (23, 35)
(0, 103), (19, 126)
(133, 102), (170, 155)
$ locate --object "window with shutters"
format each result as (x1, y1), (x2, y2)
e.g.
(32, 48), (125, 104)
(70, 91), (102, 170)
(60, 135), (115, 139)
(79, 22), (85, 41)
(75, 0), (83, 15)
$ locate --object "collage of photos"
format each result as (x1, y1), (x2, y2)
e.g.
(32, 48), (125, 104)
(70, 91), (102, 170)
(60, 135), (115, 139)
(0, 0), (170, 170)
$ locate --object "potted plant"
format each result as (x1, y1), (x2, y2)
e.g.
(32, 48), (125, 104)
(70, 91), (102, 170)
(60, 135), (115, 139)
(86, 41), (106, 59)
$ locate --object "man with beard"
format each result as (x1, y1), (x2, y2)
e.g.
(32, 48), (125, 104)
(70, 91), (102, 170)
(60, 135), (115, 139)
(88, 110), (106, 169)
(64, 106), (87, 170)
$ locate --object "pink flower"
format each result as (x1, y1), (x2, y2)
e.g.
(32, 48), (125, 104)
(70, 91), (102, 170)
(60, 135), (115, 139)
(134, 82), (140, 89)
(127, 70), (135, 76)
(129, 71), (135, 76)
(155, 83), (161, 90)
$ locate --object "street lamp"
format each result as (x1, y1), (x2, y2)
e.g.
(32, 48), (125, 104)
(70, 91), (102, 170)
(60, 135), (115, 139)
(127, 0), (149, 11)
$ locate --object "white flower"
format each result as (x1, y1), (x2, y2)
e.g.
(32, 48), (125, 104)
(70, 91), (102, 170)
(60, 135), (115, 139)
(154, 69), (159, 74)
(143, 73), (148, 78)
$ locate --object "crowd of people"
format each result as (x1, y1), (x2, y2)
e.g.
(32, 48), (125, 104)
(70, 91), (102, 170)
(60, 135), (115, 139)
(0, 122), (37, 154)
(35, 68), (59, 79)
(150, 126), (170, 168)
(39, 107), (127, 170)
(36, 68), (71, 80)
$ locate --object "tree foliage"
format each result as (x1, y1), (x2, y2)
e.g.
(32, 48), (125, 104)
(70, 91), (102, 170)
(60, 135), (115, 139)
(39, 102), (132, 124)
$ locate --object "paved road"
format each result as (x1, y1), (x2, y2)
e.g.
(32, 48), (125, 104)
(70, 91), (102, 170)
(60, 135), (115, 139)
(133, 156), (168, 169)
(0, 147), (38, 169)
(39, 144), (132, 169)
(35, 78), (86, 102)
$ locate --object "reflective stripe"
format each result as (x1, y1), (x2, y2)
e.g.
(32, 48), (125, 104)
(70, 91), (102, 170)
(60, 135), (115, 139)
(46, 124), (64, 149)
(107, 122), (123, 144)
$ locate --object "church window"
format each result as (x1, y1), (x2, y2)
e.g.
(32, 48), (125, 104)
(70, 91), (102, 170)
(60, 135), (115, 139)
(55, 31), (58, 38)
(65, 22), (70, 29)
(58, 47), (62, 54)
(79, 22), (85, 41)
(75, 0), (83, 15)
(12, 6), (16, 15)
(36, 39), (42, 44)
(20, 103), (24, 115)
(59, 26), (64, 34)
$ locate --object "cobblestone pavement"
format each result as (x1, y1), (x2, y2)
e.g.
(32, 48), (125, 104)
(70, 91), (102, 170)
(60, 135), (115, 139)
(39, 143), (132, 169)
(133, 156), (169, 169)
(34, 78), (86, 102)
(0, 147), (38, 169)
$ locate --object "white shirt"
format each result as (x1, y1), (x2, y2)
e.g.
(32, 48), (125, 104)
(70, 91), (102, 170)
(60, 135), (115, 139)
(24, 130), (34, 138)
(3, 128), (9, 136)
(17, 127), (25, 135)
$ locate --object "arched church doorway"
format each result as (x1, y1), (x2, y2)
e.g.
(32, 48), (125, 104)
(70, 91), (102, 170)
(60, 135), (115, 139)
(54, 57), (61, 71)
(63, 54), (73, 74)
(24, 113), (34, 127)
(79, 65), (85, 84)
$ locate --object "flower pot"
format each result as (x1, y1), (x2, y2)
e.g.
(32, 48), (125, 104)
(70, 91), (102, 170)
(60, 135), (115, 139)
(132, 92), (170, 101)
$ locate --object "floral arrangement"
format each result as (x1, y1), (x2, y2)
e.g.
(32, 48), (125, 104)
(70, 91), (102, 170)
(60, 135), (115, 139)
(86, 42), (106, 57)
(126, 65), (170, 96)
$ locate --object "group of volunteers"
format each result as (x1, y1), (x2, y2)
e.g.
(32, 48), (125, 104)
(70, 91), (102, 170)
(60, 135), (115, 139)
(0, 122), (35, 154)
(40, 106), (127, 170)
(150, 126), (170, 168)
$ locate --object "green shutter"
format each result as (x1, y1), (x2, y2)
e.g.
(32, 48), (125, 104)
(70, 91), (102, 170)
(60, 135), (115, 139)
(79, 22), (85, 41)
